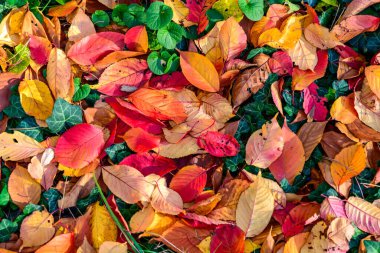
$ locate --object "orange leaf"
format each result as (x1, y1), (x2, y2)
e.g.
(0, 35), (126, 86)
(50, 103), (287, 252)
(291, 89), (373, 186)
(269, 121), (305, 184)
(68, 8), (96, 42)
(128, 88), (188, 124)
(48, 0), (78, 17)
(20, 210), (55, 248)
(330, 94), (358, 124)
(122, 127), (160, 153)
(124, 26), (148, 53)
(365, 65), (380, 100)
(219, 17), (247, 61)
(35, 233), (75, 253)
(331, 143), (366, 186)
(8, 165), (41, 209)
(180, 51), (220, 92)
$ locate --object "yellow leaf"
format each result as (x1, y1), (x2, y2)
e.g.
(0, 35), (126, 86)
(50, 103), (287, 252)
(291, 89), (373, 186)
(245, 240), (261, 253)
(68, 8), (96, 42)
(58, 159), (99, 177)
(8, 165), (41, 209)
(288, 36), (317, 71)
(130, 205), (155, 233)
(197, 236), (211, 253)
(98, 242), (128, 253)
(284, 232), (310, 253)
(19, 79), (54, 120)
(258, 14), (305, 50)
(9, 9), (26, 34)
(164, 0), (195, 27)
(236, 172), (275, 237)
(180, 51), (220, 92)
(91, 201), (117, 249)
(0, 131), (45, 161)
(20, 210), (55, 248)
(250, 16), (269, 47)
(140, 212), (177, 237)
(47, 48), (74, 101)
(331, 143), (366, 186)
(365, 65), (380, 100)
(213, 0), (244, 21)
(330, 95), (358, 124)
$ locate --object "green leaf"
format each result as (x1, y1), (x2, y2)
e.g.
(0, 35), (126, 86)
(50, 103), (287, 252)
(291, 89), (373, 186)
(16, 117), (44, 142)
(6, 0), (27, 7)
(0, 182), (10, 206)
(14, 203), (44, 225)
(285, 0), (300, 12)
(247, 47), (277, 59)
(238, 0), (264, 21)
(0, 219), (18, 243)
(116, 198), (140, 222)
(157, 22), (184, 49)
(364, 240), (380, 253)
(147, 51), (179, 75)
(73, 78), (91, 102)
(105, 143), (133, 164)
(46, 98), (83, 134)
(77, 187), (99, 213)
(3, 94), (27, 118)
(7, 44), (30, 74)
(92, 10), (110, 28)
(321, 0), (338, 7)
(146, 2), (173, 30)
(112, 4), (146, 27)
(42, 189), (61, 213)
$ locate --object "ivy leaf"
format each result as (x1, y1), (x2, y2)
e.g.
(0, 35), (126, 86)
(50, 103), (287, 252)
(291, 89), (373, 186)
(0, 219), (18, 243)
(157, 22), (184, 49)
(146, 2), (173, 30)
(364, 240), (380, 253)
(46, 98), (83, 134)
(42, 189), (61, 213)
(16, 117), (44, 142)
(238, 0), (264, 21)
(3, 94), (27, 118)
(0, 182), (9, 206)
(92, 10), (110, 28)
(105, 143), (133, 164)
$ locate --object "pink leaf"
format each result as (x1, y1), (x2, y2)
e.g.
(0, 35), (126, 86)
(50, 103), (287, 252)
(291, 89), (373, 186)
(197, 131), (240, 157)
(303, 83), (328, 121)
(29, 36), (52, 65)
(320, 196), (347, 222)
(67, 32), (125, 65)
(55, 123), (106, 168)
(269, 51), (293, 76)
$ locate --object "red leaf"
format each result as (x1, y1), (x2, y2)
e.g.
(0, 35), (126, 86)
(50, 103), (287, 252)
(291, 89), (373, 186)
(269, 51), (293, 76)
(106, 97), (164, 135)
(210, 225), (245, 253)
(67, 32), (124, 65)
(197, 131), (240, 157)
(121, 127), (160, 153)
(120, 153), (176, 176)
(282, 202), (320, 237)
(179, 212), (231, 229)
(149, 72), (189, 91)
(169, 165), (207, 202)
(55, 123), (106, 168)
(29, 36), (52, 65)
(292, 50), (328, 90)
(106, 194), (130, 242)
(186, 0), (217, 33)
(97, 58), (152, 96)
(303, 83), (328, 121)
(124, 25), (148, 53)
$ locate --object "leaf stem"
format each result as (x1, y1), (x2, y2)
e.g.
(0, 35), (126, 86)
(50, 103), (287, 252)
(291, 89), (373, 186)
(92, 173), (144, 253)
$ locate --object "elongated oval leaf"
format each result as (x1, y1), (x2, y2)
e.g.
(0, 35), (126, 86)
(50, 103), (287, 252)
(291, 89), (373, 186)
(345, 197), (380, 235)
(180, 51), (220, 92)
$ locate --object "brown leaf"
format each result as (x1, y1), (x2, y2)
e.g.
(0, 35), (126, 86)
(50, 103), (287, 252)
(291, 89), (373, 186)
(8, 165), (41, 209)
(321, 131), (356, 158)
(297, 121), (327, 160)
(232, 56), (270, 108)
(155, 221), (210, 253)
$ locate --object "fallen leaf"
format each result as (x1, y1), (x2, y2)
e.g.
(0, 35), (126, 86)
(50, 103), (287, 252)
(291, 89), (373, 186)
(20, 210), (55, 248)
(35, 233), (74, 253)
(236, 173), (274, 237)
(210, 225), (245, 253)
(8, 165), (41, 209)
(345, 197), (380, 235)
(18, 80), (54, 120)
(68, 8), (96, 42)
(180, 51), (220, 92)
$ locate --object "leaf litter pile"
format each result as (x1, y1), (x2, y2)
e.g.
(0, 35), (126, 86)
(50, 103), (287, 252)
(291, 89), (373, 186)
(1, 0), (380, 252)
